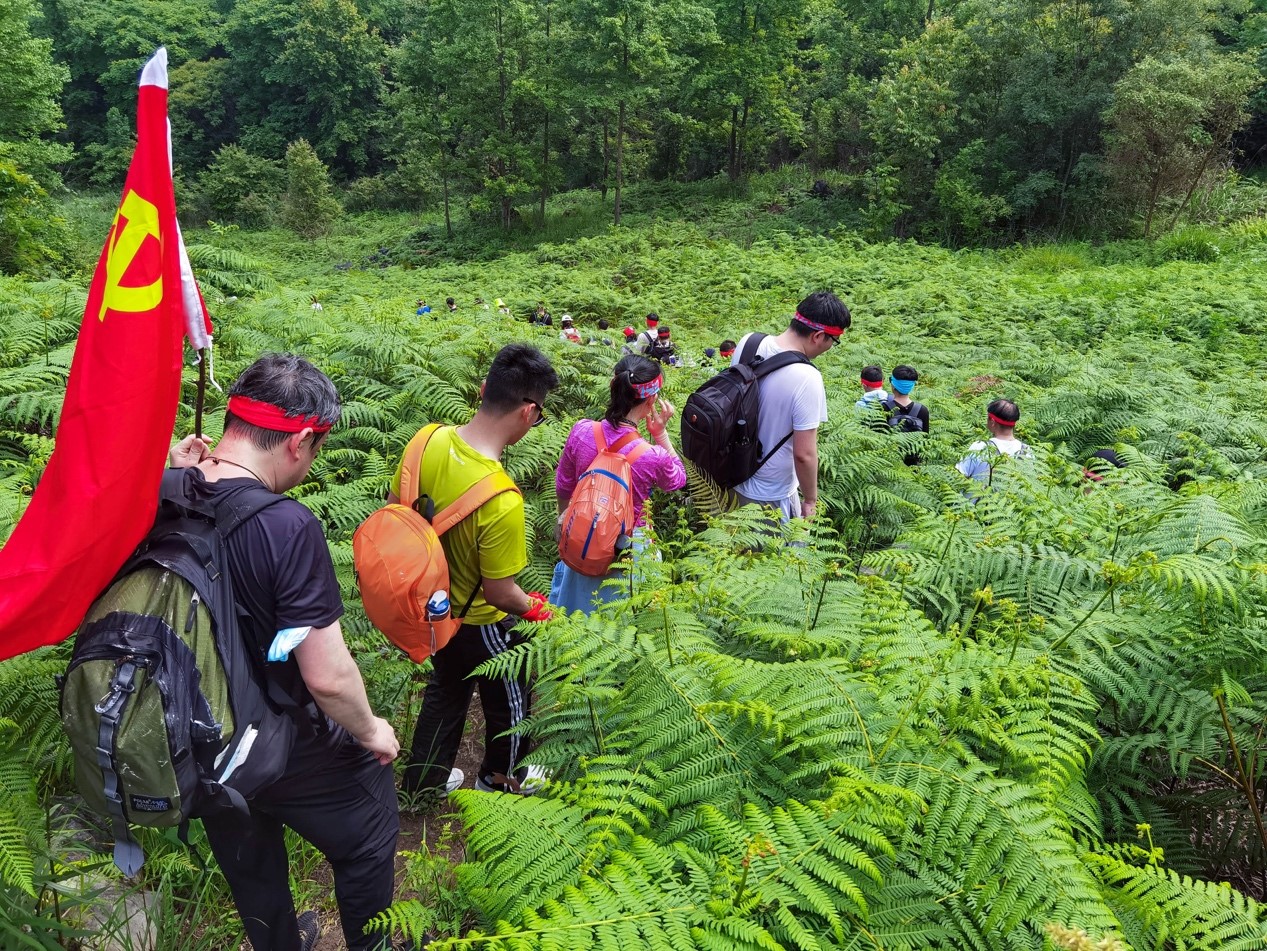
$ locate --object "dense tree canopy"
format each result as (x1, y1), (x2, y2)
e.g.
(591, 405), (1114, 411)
(0, 0), (1263, 261)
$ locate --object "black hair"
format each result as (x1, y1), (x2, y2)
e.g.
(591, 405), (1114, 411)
(481, 343), (559, 414)
(225, 353), (341, 451)
(893, 365), (918, 381)
(446, 297), (455, 305)
(987, 398), (1020, 424)
(861, 365), (883, 383)
(598, 318), (609, 330)
(605, 355), (660, 427)
(720, 339), (736, 352)
(788, 290), (851, 338)
(646, 312), (659, 323)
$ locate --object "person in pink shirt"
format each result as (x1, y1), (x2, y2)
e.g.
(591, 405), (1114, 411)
(551, 355), (686, 614)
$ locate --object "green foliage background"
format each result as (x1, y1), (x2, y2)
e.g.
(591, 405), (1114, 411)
(1, 175), (1267, 947)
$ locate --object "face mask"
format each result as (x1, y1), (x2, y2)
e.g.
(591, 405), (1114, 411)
(890, 377), (916, 395)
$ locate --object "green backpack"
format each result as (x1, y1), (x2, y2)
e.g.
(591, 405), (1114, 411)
(60, 469), (297, 874)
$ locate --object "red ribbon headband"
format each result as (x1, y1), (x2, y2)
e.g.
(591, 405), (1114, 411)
(632, 375), (663, 399)
(794, 312), (844, 337)
(988, 412), (1017, 428)
(860, 378), (883, 389)
(227, 395), (334, 433)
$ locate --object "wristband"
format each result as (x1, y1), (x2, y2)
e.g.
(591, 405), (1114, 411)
(523, 592), (553, 622)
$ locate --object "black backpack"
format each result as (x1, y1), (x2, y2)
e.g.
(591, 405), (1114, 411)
(680, 333), (810, 488)
(881, 396), (928, 433)
(60, 468), (299, 874)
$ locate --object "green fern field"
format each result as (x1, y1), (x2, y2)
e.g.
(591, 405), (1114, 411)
(4, 178), (1267, 948)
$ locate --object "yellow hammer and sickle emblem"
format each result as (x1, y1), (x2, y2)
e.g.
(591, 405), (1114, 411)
(98, 190), (163, 321)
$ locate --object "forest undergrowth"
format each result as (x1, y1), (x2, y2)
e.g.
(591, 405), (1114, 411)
(2, 174), (1267, 948)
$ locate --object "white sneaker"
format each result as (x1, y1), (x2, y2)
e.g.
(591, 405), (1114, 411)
(445, 767), (464, 794)
(475, 764), (549, 795)
(520, 764), (549, 795)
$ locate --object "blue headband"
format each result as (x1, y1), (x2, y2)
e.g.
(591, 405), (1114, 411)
(890, 376), (916, 395)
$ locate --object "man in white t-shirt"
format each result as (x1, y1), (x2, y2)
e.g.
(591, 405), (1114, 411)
(634, 313), (659, 354)
(730, 291), (851, 521)
(956, 398), (1031, 484)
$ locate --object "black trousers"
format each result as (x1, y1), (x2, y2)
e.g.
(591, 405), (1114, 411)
(202, 725), (400, 951)
(403, 619), (531, 793)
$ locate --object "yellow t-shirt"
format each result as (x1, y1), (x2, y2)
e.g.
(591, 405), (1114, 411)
(390, 426), (526, 625)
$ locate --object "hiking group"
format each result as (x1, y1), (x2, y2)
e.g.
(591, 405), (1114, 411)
(61, 288), (1056, 951)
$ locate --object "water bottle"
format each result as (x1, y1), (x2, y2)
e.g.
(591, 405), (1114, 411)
(736, 418), (750, 445)
(425, 590), (451, 623)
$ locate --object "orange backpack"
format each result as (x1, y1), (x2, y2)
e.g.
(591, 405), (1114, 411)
(353, 424), (520, 662)
(558, 422), (650, 577)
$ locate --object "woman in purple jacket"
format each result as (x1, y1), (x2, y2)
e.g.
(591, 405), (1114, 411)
(551, 355), (686, 614)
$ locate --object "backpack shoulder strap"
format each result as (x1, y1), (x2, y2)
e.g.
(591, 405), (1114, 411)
(432, 471), (520, 536)
(752, 349), (811, 379)
(738, 333), (766, 366)
(210, 481), (287, 538)
(398, 423), (444, 509)
(606, 427), (642, 455)
(881, 396), (898, 413)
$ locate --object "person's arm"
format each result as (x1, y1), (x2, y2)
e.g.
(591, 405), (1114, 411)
(293, 621), (400, 764)
(792, 428), (819, 520)
(482, 574), (535, 616)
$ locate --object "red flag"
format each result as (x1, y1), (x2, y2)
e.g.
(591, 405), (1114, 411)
(0, 49), (191, 659)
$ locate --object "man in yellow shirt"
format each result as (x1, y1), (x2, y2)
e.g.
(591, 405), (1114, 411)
(391, 344), (559, 799)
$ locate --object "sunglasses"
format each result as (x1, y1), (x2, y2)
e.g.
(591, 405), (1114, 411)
(524, 398), (547, 427)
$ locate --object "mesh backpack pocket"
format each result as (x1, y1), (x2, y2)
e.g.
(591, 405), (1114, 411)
(558, 422), (650, 577)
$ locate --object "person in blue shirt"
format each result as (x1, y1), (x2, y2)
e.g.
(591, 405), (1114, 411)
(416, 299), (432, 317)
(956, 399), (1032, 485)
(856, 365), (888, 409)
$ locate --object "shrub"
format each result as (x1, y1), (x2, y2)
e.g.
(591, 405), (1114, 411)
(0, 162), (67, 277)
(1155, 225), (1223, 263)
(195, 145), (284, 228)
(280, 139), (341, 239)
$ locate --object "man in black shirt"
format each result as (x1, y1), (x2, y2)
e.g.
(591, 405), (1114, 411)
(169, 354), (399, 951)
(881, 364), (930, 465)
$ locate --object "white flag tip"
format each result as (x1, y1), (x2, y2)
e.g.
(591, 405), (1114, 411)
(140, 48), (168, 91)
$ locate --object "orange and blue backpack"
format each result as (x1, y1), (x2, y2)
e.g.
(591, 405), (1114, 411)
(558, 422), (650, 577)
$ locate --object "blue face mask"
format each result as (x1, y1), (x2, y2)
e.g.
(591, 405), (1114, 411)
(890, 377), (916, 395)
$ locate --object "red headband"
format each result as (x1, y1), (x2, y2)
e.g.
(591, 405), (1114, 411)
(988, 412), (1017, 428)
(794, 312), (844, 337)
(861, 378), (883, 389)
(228, 395), (333, 433)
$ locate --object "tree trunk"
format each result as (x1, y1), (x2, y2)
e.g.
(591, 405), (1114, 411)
(728, 105), (739, 182)
(541, 111), (551, 224)
(540, 0), (552, 225)
(443, 166), (452, 239)
(1144, 170), (1162, 239)
(615, 99), (625, 225)
(1169, 147), (1219, 233)
(602, 116), (610, 201)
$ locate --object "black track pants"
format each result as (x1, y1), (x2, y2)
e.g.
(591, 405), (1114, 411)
(402, 619), (531, 794)
(202, 726), (400, 951)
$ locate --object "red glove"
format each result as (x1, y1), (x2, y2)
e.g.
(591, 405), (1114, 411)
(522, 592), (553, 622)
